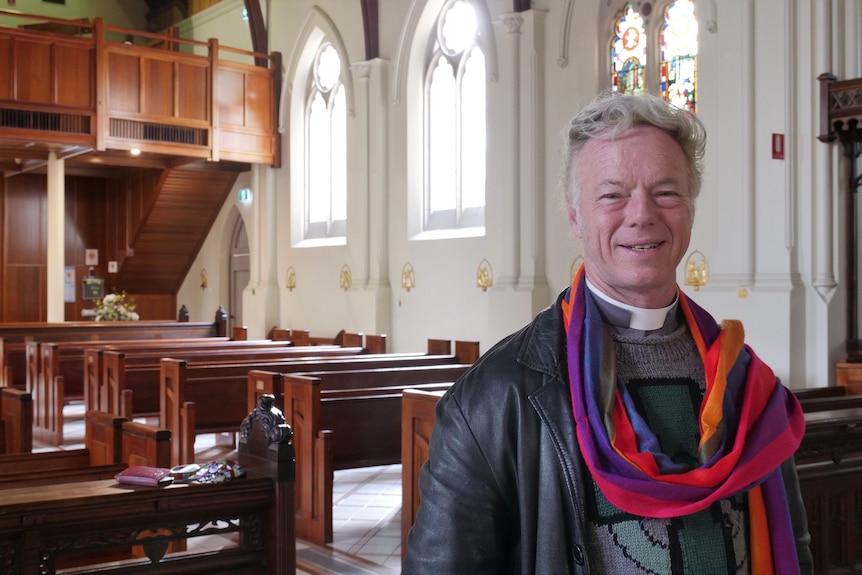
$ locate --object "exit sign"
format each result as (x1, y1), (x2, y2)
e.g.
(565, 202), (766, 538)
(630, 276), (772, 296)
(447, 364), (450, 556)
(238, 188), (252, 202)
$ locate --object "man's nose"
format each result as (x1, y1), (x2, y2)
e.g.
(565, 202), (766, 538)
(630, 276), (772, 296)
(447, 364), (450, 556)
(625, 190), (657, 224)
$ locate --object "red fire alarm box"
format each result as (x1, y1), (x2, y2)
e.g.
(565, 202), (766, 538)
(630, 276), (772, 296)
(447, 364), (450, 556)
(772, 133), (785, 160)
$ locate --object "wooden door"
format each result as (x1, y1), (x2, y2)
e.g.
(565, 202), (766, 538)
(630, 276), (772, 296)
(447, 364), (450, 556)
(229, 218), (249, 333)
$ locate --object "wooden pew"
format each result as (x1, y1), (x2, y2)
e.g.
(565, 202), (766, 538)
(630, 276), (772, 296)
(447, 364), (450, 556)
(0, 409), (170, 488)
(0, 305), (228, 390)
(272, 328), (387, 354)
(245, 355), (461, 413)
(107, 346), (367, 423)
(793, 390), (862, 575)
(401, 388), (447, 557)
(0, 387), (32, 454)
(163, 350), (474, 467)
(81, 332), (385, 414)
(33, 337), (323, 445)
(273, 363), (471, 544)
(397, 385), (862, 568)
(0, 395), (295, 575)
(82, 338), (314, 411)
(427, 338), (481, 364)
(0, 409), (173, 569)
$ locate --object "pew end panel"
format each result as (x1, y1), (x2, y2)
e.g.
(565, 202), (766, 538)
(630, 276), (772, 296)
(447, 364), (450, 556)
(454, 340), (480, 364)
(84, 347), (103, 411)
(289, 330), (310, 346)
(795, 396), (862, 574)
(401, 388), (445, 557)
(364, 333), (387, 354)
(248, 370), (283, 414)
(284, 365), (468, 545)
(238, 393), (299, 575)
(0, 394), (296, 575)
(84, 410), (127, 465)
(837, 362), (862, 395)
(121, 420), (171, 469)
(269, 327), (291, 341)
(427, 339), (480, 364)
(281, 375), (330, 544)
(1, 387), (32, 454)
(426, 339), (451, 356)
(33, 373), (66, 446)
(160, 358), (187, 466)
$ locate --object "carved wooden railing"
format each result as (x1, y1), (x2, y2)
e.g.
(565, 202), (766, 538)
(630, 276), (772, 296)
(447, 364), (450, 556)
(0, 10), (281, 167)
(818, 74), (862, 362)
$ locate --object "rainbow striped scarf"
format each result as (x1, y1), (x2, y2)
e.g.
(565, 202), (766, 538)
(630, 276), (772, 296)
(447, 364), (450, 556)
(562, 267), (805, 574)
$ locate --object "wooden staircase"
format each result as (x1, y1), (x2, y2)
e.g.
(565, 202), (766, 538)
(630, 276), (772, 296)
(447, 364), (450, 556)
(117, 163), (244, 294)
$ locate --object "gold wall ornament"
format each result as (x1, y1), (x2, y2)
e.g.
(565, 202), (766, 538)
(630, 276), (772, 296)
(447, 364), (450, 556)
(401, 262), (415, 292)
(570, 256), (584, 282)
(285, 266), (296, 291)
(684, 250), (709, 291)
(200, 268), (209, 290)
(737, 287), (748, 299)
(340, 264), (352, 291)
(476, 259), (493, 292)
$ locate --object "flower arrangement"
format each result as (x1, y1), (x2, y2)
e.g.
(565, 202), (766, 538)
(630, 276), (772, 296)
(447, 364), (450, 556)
(94, 292), (139, 321)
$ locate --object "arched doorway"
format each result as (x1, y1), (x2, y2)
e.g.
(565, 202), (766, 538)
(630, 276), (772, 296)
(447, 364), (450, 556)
(229, 217), (249, 333)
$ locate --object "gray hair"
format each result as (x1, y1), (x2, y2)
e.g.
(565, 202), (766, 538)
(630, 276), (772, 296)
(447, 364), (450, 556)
(561, 92), (706, 213)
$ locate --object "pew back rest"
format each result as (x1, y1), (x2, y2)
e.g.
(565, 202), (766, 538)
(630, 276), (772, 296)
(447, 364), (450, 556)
(285, 363), (472, 394)
(401, 388), (447, 556)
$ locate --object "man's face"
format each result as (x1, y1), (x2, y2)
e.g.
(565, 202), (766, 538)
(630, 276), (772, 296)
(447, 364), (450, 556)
(569, 126), (694, 308)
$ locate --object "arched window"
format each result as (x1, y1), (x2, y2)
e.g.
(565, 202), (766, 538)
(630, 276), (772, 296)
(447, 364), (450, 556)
(305, 42), (346, 239)
(425, 0), (486, 232)
(611, 3), (647, 97)
(608, 0), (698, 111)
(660, 0), (698, 112)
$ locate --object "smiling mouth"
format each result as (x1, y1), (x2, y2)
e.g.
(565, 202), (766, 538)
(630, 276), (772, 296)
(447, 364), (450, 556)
(626, 242), (661, 251)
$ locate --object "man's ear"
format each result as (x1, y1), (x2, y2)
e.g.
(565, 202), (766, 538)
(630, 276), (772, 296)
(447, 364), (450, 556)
(568, 205), (582, 238)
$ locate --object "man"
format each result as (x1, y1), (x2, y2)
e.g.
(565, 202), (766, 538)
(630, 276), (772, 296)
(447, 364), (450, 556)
(401, 93), (812, 574)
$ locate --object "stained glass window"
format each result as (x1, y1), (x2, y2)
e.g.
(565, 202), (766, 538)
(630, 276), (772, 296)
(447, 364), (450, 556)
(611, 4), (647, 96)
(425, 0), (485, 231)
(306, 43), (346, 239)
(660, 0), (698, 111)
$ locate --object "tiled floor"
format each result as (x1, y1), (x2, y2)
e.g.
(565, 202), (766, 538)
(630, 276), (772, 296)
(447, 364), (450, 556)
(41, 403), (404, 575)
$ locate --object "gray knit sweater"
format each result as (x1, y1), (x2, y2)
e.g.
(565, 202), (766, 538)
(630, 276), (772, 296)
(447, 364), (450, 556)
(583, 325), (750, 575)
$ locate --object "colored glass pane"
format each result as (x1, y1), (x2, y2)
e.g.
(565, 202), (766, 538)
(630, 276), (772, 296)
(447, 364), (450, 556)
(661, 0), (698, 111)
(611, 4), (646, 96)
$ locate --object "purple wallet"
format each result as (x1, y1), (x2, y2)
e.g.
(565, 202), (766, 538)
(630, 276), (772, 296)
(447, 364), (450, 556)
(115, 466), (174, 487)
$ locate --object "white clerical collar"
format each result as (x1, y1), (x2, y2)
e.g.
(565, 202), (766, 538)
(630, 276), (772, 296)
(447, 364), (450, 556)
(585, 278), (678, 331)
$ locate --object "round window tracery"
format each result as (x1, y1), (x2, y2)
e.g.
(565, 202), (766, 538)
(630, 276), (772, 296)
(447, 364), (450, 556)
(314, 44), (341, 93)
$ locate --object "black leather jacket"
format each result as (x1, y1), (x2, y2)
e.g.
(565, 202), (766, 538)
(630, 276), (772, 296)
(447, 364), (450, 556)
(402, 291), (812, 575)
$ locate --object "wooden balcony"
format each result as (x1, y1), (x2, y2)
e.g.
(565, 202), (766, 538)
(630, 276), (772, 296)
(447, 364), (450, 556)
(0, 10), (281, 172)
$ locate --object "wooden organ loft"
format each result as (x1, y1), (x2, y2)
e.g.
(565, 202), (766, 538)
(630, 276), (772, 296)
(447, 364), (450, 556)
(0, 10), (281, 322)
(819, 74), (862, 390)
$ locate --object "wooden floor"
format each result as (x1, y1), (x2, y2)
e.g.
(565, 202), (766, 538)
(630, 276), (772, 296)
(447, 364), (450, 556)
(39, 402), (403, 575)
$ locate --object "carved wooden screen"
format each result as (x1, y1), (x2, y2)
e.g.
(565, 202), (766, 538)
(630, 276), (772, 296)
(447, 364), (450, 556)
(818, 74), (862, 361)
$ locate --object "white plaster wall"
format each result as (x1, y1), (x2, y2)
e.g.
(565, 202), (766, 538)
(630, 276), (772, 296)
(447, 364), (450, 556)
(174, 0), (858, 386)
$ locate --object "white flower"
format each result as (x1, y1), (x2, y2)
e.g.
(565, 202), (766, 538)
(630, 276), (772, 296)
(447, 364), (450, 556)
(94, 292), (138, 321)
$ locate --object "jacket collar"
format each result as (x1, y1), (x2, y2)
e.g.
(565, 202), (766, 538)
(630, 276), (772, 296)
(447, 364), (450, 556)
(516, 289), (570, 379)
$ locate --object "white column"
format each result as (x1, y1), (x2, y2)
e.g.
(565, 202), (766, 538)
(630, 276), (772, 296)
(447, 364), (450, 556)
(813, 0), (836, 300)
(740, 0), (755, 285)
(497, 13), (522, 289)
(46, 151), (65, 322)
(246, 163), (280, 339)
